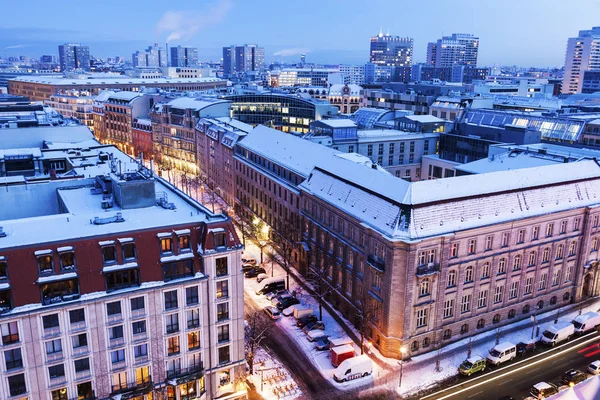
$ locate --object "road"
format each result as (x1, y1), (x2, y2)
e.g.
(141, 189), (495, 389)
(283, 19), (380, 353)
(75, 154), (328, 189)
(422, 331), (600, 400)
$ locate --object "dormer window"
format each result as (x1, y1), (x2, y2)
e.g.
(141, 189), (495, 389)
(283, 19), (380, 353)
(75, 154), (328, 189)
(178, 235), (190, 252)
(58, 248), (76, 272)
(101, 245), (117, 265)
(36, 251), (54, 275)
(161, 238), (173, 254)
(0, 257), (7, 280)
(122, 243), (136, 261)
(214, 233), (226, 248)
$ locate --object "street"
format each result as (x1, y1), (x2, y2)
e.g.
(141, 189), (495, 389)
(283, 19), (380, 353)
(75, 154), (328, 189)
(422, 331), (600, 400)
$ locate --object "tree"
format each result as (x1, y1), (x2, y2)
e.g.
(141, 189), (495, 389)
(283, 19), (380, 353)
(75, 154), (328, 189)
(271, 215), (300, 291)
(157, 159), (172, 183)
(245, 311), (271, 375)
(354, 282), (378, 355)
(307, 247), (333, 322)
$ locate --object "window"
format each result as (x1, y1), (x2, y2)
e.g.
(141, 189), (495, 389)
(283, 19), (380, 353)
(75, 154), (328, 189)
(122, 243), (136, 261)
(102, 246), (117, 264)
(508, 309), (516, 319)
(48, 364), (65, 379)
(476, 319), (485, 329)
(546, 223), (554, 237)
(542, 247), (550, 263)
(493, 314), (501, 324)
(166, 314), (179, 334)
(217, 325), (230, 343)
(513, 255), (522, 271)
(218, 346), (230, 364)
(592, 237), (599, 252)
(498, 258), (506, 274)
(77, 381), (93, 399)
(0, 259), (6, 280)
(5, 348), (22, 370)
(106, 301), (121, 317)
(105, 268), (140, 291)
(43, 314), (60, 330)
(477, 290), (487, 308)
(111, 349), (125, 364)
(217, 303), (229, 322)
(186, 287), (199, 305)
(178, 235), (191, 251)
(109, 325), (124, 340)
(161, 237), (173, 254)
(532, 226), (539, 240)
(162, 260), (194, 281)
(72, 333), (87, 349)
(74, 358), (90, 373)
(461, 294), (471, 313)
(460, 324), (469, 334)
(565, 266), (573, 282)
(569, 241), (577, 256)
(130, 297), (145, 312)
(443, 299), (454, 318)
(188, 309), (200, 328)
(112, 371), (127, 391)
(574, 218), (581, 231)
(8, 373), (26, 396)
(550, 296), (557, 305)
(494, 286), (503, 304)
(468, 239), (476, 254)
(465, 266), (474, 283)
(481, 263), (490, 279)
(132, 320), (146, 335)
(423, 337), (430, 347)
(59, 251), (76, 271)
(556, 244), (564, 259)
(426, 249), (436, 264)
(501, 232), (509, 247)
(537, 300), (544, 310)
(214, 233), (226, 248)
(216, 257), (228, 277)
(416, 309), (428, 328)
(560, 220), (567, 234)
(528, 251), (536, 266)
(69, 309), (85, 325)
(417, 251), (426, 266)
(524, 277), (533, 294)
(450, 243), (459, 258)
(216, 281), (229, 299)
(539, 273), (547, 290)
(167, 336), (180, 356)
(38, 254), (54, 275)
(188, 331), (200, 350)
(509, 281), (519, 299)
(517, 229), (525, 244)
(447, 271), (457, 287)
(164, 290), (178, 310)
(595, 215), (599, 228)
(485, 236), (493, 251)
(134, 343), (148, 359)
(419, 279), (430, 296)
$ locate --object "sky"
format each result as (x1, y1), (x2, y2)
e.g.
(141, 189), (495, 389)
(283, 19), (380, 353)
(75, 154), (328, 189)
(1, 0), (600, 67)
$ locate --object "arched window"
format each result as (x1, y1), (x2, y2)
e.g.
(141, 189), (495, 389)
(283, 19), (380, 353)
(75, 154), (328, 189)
(537, 300), (544, 310)
(508, 309), (516, 319)
(513, 254), (522, 270)
(477, 318), (485, 329)
(447, 270), (457, 287)
(481, 262), (490, 279)
(443, 329), (452, 339)
(423, 337), (431, 348)
(550, 296), (557, 305)
(556, 244), (564, 259)
(419, 278), (430, 297)
(528, 251), (537, 266)
(523, 304), (530, 314)
(493, 314), (501, 324)
(563, 292), (571, 302)
(460, 324), (469, 334)
(411, 341), (419, 351)
(465, 266), (474, 283)
(498, 258), (507, 274)
(592, 237), (599, 252)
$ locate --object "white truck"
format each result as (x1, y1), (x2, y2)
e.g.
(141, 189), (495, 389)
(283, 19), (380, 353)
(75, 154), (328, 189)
(541, 321), (575, 346)
(293, 306), (313, 320)
(333, 354), (372, 382)
(572, 311), (600, 334)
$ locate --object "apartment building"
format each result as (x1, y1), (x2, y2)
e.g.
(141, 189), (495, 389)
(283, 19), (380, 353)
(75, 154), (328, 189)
(45, 93), (95, 130)
(0, 126), (246, 400)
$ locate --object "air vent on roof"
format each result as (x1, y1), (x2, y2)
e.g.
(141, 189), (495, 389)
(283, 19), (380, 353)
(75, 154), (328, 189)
(92, 212), (124, 225)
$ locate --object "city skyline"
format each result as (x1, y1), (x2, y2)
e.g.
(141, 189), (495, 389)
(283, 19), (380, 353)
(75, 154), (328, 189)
(1, 0), (600, 67)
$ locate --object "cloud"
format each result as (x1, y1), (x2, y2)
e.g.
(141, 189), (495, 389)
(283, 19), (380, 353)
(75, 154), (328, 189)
(273, 47), (310, 57)
(4, 44), (30, 50)
(156, 0), (232, 43)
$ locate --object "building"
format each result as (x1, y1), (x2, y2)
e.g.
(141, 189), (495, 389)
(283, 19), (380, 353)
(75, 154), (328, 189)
(45, 92), (95, 130)
(0, 95), (65, 128)
(0, 126), (246, 400)
(8, 76), (228, 102)
(58, 44), (91, 72)
(222, 45), (265, 78)
(132, 118), (154, 161)
(473, 80), (555, 97)
(298, 84), (362, 114)
(582, 71), (600, 94)
(360, 88), (438, 115)
(369, 31), (413, 67)
(364, 63), (411, 84)
(562, 27), (600, 94)
(339, 65), (365, 85)
(426, 34), (479, 68)
(132, 44), (167, 68)
(162, 67), (216, 79)
(226, 93), (339, 133)
(171, 46), (199, 67)
(276, 68), (338, 88)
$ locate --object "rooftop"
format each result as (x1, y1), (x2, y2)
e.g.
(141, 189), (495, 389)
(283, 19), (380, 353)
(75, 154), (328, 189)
(317, 119), (357, 129)
(403, 115), (445, 123)
(9, 76), (225, 86)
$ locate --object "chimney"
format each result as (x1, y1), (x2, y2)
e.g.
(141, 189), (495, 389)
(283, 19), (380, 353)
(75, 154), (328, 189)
(165, 42), (169, 67)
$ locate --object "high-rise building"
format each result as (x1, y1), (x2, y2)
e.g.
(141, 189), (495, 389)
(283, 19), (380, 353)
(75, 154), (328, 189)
(369, 31), (413, 67)
(562, 27), (600, 94)
(170, 46), (199, 67)
(132, 44), (167, 68)
(222, 44), (265, 77)
(339, 65), (365, 85)
(58, 43), (90, 72)
(426, 33), (479, 68)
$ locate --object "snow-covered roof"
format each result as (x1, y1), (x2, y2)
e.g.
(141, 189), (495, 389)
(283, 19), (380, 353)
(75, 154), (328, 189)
(455, 151), (560, 175)
(328, 84), (362, 96)
(534, 382), (554, 391)
(0, 126), (94, 149)
(9, 76), (225, 86)
(107, 91), (142, 102)
(317, 119), (357, 128)
(403, 115), (444, 123)
(165, 97), (229, 111)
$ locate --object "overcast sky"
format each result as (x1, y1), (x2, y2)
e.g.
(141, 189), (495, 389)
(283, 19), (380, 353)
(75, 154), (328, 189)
(2, 0), (599, 67)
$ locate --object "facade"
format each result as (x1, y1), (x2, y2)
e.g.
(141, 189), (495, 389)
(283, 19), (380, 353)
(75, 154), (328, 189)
(171, 47), (199, 68)
(364, 64), (411, 84)
(298, 84), (362, 114)
(360, 88), (438, 115)
(412, 65), (488, 84)
(8, 77), (227, 102)
(162, 67), (216, 79)
(277, 68), (338, 88)
(132, 118), (154, 161)
(0, 126), (246, 400)
(58, 44), (90, 72)
(339, 65), (365, 85)
(369, 32), (413, 67)
(226, 93), (339, 133)
(132, 44), (167, 68)
(562, 27), (600, 94)
(45, 93), (95, 129)
(426, 34), (479, 68)
(222, 45), (265, 78)
(582, 71), (600, 94)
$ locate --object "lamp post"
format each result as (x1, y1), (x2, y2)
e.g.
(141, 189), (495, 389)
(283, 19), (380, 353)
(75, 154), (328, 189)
(398, 346), (408, 388)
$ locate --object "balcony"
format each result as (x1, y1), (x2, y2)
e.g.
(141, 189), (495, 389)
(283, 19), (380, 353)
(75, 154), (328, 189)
(72, 345), (89, 357)
(42, 327), (61, 339)
(367, 254), (385, 272)
(75, 369), (92, 381)
(416, 263), (440, 276)
(111, 376), (153, 397)
(165, 364), (204, 385)
(109, 337), (125, 348)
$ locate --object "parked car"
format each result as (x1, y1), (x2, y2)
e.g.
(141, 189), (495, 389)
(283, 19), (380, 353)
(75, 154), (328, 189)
(263, 306), (281, 320)
(256, 273), (268, 283)
(265, 289), (288, 301)
(315, 337), (331, 351)
(282, 305), (298, 317)
(530, 382), (558, 399)
(256, 277), (286, 295)
(516, 340), (536, 356)
(271, 292), (293, 305)
(458, 356), (486, 376)
(302, 321), (325, 334)
(306, 329), (328, 342)
(572, 311), (600, 334)
(242, 257), (257, 265)
(244, 267), (266, 278)
(333, 355), (372, 382)
(276, 297), (300, 311)
(296, 314), (318, 328)
(589, 360), (600, 375)
(561, 369), (587, 386)
(242, 263), (257, 273)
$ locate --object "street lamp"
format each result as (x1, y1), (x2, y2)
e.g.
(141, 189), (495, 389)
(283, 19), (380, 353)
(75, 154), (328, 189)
(398, 346), (408, 388)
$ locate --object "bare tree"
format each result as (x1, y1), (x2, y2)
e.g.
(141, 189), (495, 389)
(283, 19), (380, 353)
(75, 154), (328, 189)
(271, 215), (300, 291)
(157, 159), (172, 183)
(307, 247), (333, 322)
(245, 311), (272, 375)
(354, 283), (378, 355)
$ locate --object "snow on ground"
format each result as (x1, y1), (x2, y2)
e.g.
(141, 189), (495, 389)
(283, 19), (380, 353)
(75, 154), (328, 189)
(248, 347), (302, 400)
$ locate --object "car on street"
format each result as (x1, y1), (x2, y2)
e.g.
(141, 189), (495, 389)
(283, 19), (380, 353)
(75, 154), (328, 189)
(296, 314), (318, 328)
(242, 257), (257, 265)
(315, 336), (331, 351)
(265, 289), (288, 301)
(271, 292), (294, 305)
(244, 267), (266, 278)
(516, 340), (536, 356)
(588, 360), (600, 375)
(276, 297), (300, 311)
(263, 306), (281, 320)
(302, 321), (325, 334)
(458, 356), (486, 376)
(242, 263), (258, 273)
(561, 369), (587, 386)
(282, 305), (298, 317)
(530, 382), (558, 399)
(257, 273), (268, 283)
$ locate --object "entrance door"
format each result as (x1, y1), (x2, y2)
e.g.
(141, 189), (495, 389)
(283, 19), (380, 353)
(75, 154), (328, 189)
(583, 274), (593, 298)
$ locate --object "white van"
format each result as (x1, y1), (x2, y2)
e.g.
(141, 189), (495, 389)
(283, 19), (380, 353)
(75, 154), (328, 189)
(293, 306), (313, 320)
(333, 354), (373, 382)
(329, 337), (354, 349)
(572, 311), (600, 334)
(541, 321), (574, 346)
(486, 341), (517, 366)
(306, 329), (328, 342)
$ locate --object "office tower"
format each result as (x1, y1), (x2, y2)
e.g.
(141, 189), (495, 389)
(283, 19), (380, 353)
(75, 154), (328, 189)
(369, 31), (413, 67)
(222, 44), (265, 77)
(170, 46), (199, 67)
(58, 43), (91, 72)
(131, 44), (166, 68)
(426, 33), (479, 68)
(562, 27), (600, 94)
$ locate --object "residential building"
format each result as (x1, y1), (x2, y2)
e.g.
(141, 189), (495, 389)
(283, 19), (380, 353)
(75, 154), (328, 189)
(582, 71), (600, 94)
(562, 27), (600, 94)
(222, 45), (265, 78)
(132, 44), (167, 68)
(277, 68), (338, 88)
(426, 34), (479, 68)
(45, 92), (95, 130)
(369, 32), (413, 67)
(360, 88), (438, 115)
(473, 80), (555, 97)
(58, 44), (90, 72)
(364, 63), (411, 84)
(0, 125), (246, 400)
(339, 65), (366, 85)
(132, 118), (154, 161)
(171, 46), (199, 67)
(163, 67), (215, 79)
